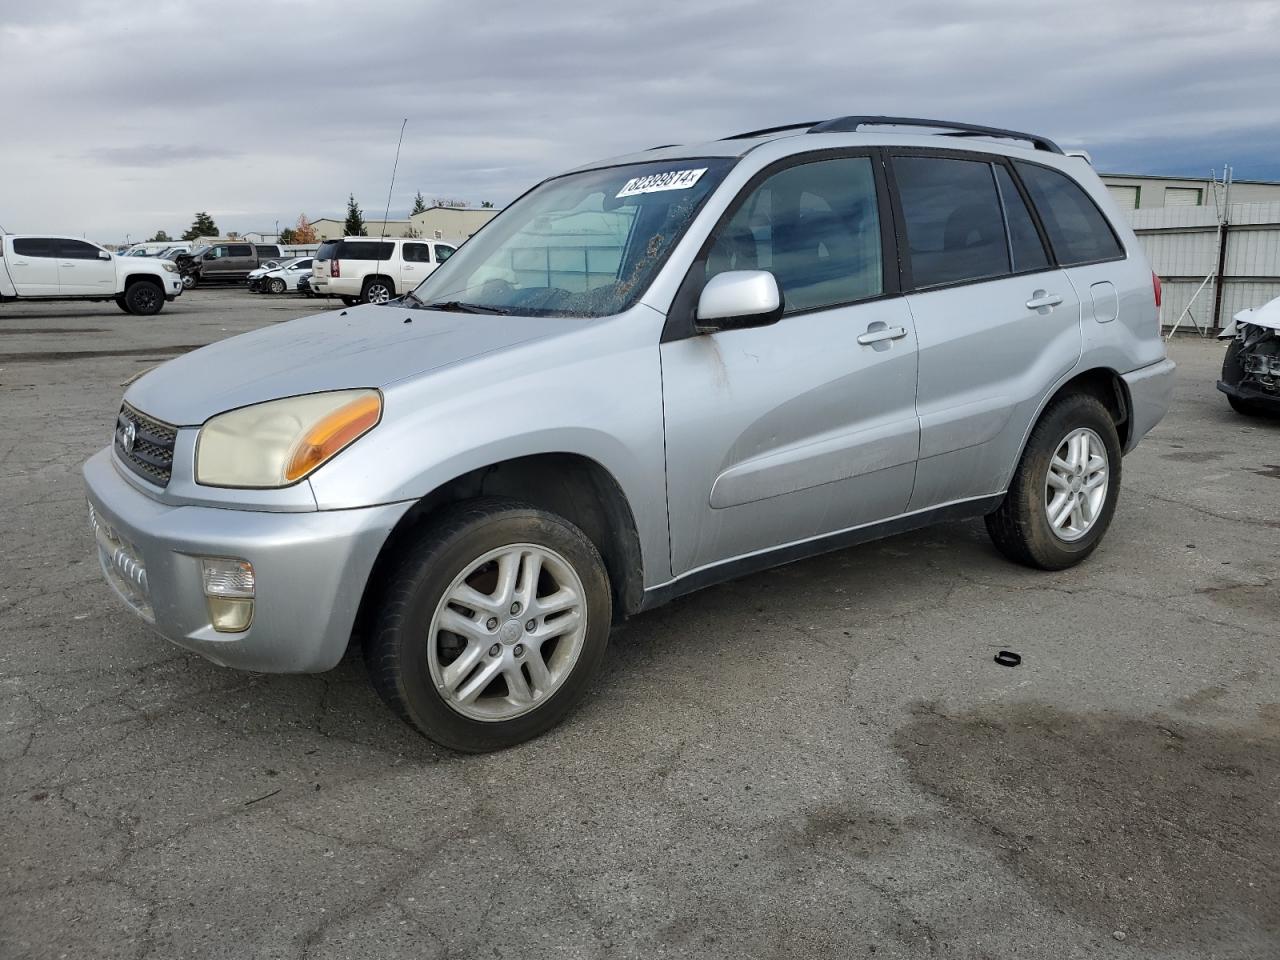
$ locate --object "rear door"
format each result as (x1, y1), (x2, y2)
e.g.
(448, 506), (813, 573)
(888, 151), (1081, 510)
(57, 238), (116, 295)
(660, 152), (920, 575)
(401, 242), (433, 288)
(7, 237), (60, 294)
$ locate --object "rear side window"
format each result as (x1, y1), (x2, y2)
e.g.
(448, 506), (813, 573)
(706, 155), (884, 314)
(257, 245), (280, 257)
(894, 156), (1009, 288)
(228, 244), (252, 257)
(1013, 162), (1124, 266)
(993, 165), (1050, 273)
(13, 238), (55, 257)
(326, 241), (394, 260)
(58, 239), (104, 260)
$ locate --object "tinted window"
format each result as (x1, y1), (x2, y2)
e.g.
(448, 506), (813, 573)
(328, 241), (394, 260)
(435, 245), (455, 263)
(1014, 162), (1123, 265)
(228, 244), (252, 257)
(403, 242), (432, 263)
(706, 156), (883, 314)
(894, 156), (1009, 288)
(257, 245), (280, 257)
(58, 239), (104, 260)
(292, 259), (312, 271)
(13, 238), (55, 257)
(994, 165), (1049, 273)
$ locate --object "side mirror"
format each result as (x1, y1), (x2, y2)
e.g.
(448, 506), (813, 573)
(98, 251), (112, 261)
(695, 270), (783, 333)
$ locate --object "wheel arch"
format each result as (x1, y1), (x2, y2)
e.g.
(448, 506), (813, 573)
(362, 273), (397, 295)
(350, 452), (645, 653)
(1003, 367), (1132, 490)
(124, 272), (164, 289)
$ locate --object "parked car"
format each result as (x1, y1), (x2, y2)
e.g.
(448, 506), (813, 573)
(1, 234), (183, 314)
(312, 237), (455, 304)
(297, 275), (315, 297)
(244, 260), (285, 292)
(83, 115), (1174, 751)
(177, 242), (283, 288)
(253, 257), (314, 295)
(1217, 295), (1280, 415)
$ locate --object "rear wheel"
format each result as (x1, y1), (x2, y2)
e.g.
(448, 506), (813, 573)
(361, 277), (394, 305)
(985, 393), (1121, 570)
(123, 280), (165, 316)
(364, 498), (611, 752)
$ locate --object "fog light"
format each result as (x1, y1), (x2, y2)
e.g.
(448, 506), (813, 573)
(201, 558), (255, 633)
(207, 597), (254, 633)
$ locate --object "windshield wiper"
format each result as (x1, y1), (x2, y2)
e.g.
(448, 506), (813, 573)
(421, 300), (513, 315)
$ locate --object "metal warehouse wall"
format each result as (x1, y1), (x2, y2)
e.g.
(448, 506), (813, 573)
(1127, 201), (1280, 331)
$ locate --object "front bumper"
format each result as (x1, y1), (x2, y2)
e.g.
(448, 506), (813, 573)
(83, 448), (413, 673)
(1121, 357), (1176, 452)
(1217, 378), (1280, 410)
(165, 275), (184, 300)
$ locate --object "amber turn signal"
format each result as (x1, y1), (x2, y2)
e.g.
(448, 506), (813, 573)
(284, 392), (382, 482)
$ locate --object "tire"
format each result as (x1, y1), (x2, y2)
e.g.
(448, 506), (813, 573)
(268, 277), (287, 295)
(341, 296), (359, 307)
(985, 393), (1122, 570)
(1221, 339), (1264, 416)
(181, 273), (197, 290)
(364, 498), (612, 752)
(361, 276), (394, 305)
(123, 280), (165, 316)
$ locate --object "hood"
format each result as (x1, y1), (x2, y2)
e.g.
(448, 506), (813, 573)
(125, 303), (593, 425)
(1235, 296), (1280, 333)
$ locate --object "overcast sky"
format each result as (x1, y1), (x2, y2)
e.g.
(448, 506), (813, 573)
(2, 0), (1278, 243)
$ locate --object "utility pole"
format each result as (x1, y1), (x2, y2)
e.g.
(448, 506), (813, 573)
(1210, 164), (1232, 331)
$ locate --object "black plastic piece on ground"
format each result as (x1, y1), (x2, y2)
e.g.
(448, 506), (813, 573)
(994, 650), (1022, 667)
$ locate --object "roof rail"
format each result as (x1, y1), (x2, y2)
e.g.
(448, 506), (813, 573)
(806, 116), (1064, 154)
(723, 121), (820, 140)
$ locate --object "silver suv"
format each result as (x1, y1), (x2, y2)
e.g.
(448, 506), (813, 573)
(83, 116), (1175, 751)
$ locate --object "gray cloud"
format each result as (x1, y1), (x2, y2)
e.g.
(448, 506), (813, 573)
(2, 0), (1277, 242)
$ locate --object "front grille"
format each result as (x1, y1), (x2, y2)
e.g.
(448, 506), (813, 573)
(115, 404), (177, 487)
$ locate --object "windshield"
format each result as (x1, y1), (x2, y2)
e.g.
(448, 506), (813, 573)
(409, 157), (736, 317)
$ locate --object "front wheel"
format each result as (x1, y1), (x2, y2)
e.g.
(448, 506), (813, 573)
(123, 281), (165, 316)
(364, 499), (612, 752)
(268, 277), (287, 295)
(985, 393), (1122, 570)
(181, 273), (197, 290)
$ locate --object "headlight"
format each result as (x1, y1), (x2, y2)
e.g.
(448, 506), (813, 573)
(195, 390), (382, 488)
(162, 262), (178, 273)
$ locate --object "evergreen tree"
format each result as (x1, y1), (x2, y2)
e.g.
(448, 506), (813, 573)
(181, 212), (219, 241)
(343, 195), (366, 237)
(148, 229), (172, 242)
(410, 191), (428, 216)
(278, 227), (298, 244)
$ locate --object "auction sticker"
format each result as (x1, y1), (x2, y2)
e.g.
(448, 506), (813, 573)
(616, 168), (707, 198)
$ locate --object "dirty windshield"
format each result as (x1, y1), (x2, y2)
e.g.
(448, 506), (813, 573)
(409, 157), (736, 317)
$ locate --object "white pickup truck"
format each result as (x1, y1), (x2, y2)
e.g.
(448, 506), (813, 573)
(0, 234), (184, 314)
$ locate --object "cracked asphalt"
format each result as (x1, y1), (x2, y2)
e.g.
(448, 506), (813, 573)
(2, 290), (1278, 959)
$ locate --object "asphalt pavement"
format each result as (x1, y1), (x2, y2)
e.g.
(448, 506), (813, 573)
(2, 289), (1277, 959)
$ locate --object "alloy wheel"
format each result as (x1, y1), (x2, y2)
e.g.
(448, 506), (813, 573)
(1044, 427), (1109, 542)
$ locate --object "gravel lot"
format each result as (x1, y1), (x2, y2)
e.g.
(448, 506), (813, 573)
(2, 289), (1277, 959)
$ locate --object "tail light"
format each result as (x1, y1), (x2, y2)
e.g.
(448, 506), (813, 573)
(1152, 272), (1162, 308)
(331, 259), (340, 278)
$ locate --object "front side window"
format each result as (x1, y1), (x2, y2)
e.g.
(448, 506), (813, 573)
(409, 157), (735, 317)
(58, 239), (104, 260)
(434, 244), (455, 263)
(705, 156), (884, 314)
(13, 238), (56, 258)
(1014, 161), (1124, 266)
(403, 242), (432, 263)
(895, 155), (1011, 288)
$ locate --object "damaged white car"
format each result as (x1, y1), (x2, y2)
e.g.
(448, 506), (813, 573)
(1218, 295), (1280, 416)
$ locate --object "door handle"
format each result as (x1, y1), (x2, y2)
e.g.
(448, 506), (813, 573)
(60, 262), (76, 268)
(857, 325), (908, 346)
(1026, 292), (1064, 311)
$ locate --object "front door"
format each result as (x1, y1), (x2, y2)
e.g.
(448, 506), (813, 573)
(886, 151), (1082, 510)
(660, 153), (920, 577)
(6, 237), (61, 295)
(401, 242), (434, 289)
(57, 239), (116, 295)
